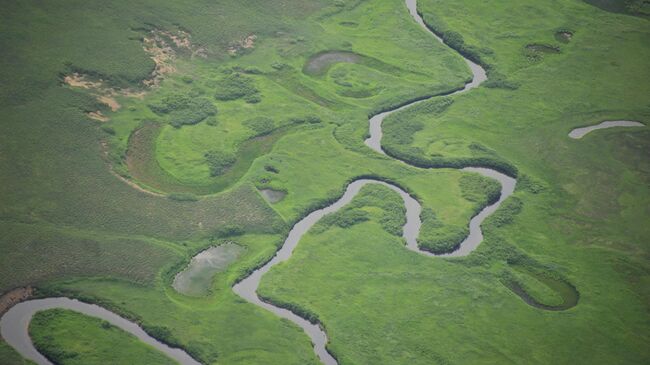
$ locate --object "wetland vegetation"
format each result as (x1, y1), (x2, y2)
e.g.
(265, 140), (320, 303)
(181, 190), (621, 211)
(0, 0), (648, 364)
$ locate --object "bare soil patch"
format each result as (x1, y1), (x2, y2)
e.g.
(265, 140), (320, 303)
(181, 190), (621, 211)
(0, 287), (33, 316)
(227, 34), (257, 56)
(87, 111), (109, 122)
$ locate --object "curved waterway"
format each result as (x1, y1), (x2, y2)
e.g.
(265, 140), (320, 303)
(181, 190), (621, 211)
(234, 1), (513, 364)
(568, 120), (644, 139)
(0, 297), (200, 365)
(1, 1), (515, 364)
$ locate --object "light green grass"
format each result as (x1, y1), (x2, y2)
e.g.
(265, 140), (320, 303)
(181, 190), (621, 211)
(1, 0), (649, 364)
(30, 309), (177, 365)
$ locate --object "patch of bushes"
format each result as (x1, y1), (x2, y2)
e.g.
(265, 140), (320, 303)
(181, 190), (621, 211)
(459, 173), (501, 206)
(140, 324), (182, 348)
(204, 150), (236, 176)
(418, 208), (468, 254)
(419, 13), (485, 66)
(243, 117), (275, 136)
(213, 224), (245, 238)
(101, 126), (116, 135)
(524, 44), (560, 62)
(318, 208), (370, 230)
(516, 174), (546, 194)
(286, 114), (322, 124)
(213, 73), (260, 103)
(381, 98), (453, 145)
(484, 72), (520, 90)
(349, 185), (406, 236)
(485, 196), (522, 228)
(265, 165), (279, 173)
(148, 93), (217, 128)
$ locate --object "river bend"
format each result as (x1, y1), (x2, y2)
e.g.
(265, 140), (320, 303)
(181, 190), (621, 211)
(233, 1), (512, 364)
(1, 1), (514, 364)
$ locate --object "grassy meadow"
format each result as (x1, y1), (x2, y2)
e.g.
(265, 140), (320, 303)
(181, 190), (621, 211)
(30, 309), (177, 365)
(0, 0), (648, 364)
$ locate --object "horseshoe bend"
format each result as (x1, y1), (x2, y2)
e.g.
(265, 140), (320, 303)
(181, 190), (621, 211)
(0, 0), (648, 364)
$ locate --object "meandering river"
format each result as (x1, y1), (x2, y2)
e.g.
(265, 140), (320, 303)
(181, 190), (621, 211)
(1, 1), (520, 364)
(233, 1), (513, 364)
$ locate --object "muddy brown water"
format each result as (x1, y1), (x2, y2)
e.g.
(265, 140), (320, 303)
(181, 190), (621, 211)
(568, 120), (644, 139)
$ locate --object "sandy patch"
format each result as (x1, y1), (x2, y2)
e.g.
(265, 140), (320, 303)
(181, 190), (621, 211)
(64, 74), (102, 89)
(98, 95), (120, 111)
(227, 34), (257, 56)
(88, 111), (109, 122)
(0, 287), (33, 316)
(141, 29), (207, 87)
(63, 73), (139, 113)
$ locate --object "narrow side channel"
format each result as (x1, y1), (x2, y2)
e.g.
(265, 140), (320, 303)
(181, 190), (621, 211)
(568, 120), (645, 139)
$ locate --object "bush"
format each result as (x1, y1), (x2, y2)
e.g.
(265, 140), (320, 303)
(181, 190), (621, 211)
(320, 208), (369, 229)
(101, 126), (116, 135)
(213, 73), (260, 101)
(287, 114), (322, 124)
(141, 325), (182, 348)
(486, 196), (522, 228)
(484, 72), (520, 90)
(243, 93), (261, 104)
(213, 224), (245, 237)
(459, 173), (501, 206)
(418, 208), (468, 254)
(148, 93), (217, 128)
(517, 174), (546, 194)
(204, 150), (236, 176)
(264, 165), (279, 173)
(243, 117), (275, 136)
(420, 13), (486, 67)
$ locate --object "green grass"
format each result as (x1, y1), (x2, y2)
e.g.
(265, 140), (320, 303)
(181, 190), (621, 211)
(30, 309), (177, 365)
(1, 0), (649, 364)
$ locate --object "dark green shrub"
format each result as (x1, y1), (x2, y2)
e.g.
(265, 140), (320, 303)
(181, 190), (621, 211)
(101, 126), (116, 135)
(320, 208), (369, 228)
(418, 208), (468, 254)
(265, 165), (279, 173)
(141, 325), (182, 348)
(243, 117), (275, 135)
(516, 174), (546, 194)
(213, 73), (260, 101)
(484, 72), (520, 90)
(486, 196), (522, 228)
(287, 114), (322, 124)
(213, 224), (245, 237)
(459, 173), (501, 205)
(148, 93), (217, 128)
(244, 94), (261, 103)
(204, 150), (236, 176)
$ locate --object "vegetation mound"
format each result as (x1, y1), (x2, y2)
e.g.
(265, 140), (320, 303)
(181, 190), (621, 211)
(148, 93), (217, 128)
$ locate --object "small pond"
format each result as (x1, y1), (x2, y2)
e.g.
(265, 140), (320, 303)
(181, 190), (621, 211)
(260, 188), (286, 203)
(173, 243), (244, 296)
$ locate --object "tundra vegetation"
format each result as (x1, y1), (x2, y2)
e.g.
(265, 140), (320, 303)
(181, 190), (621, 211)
(0, 0), (648, 364)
